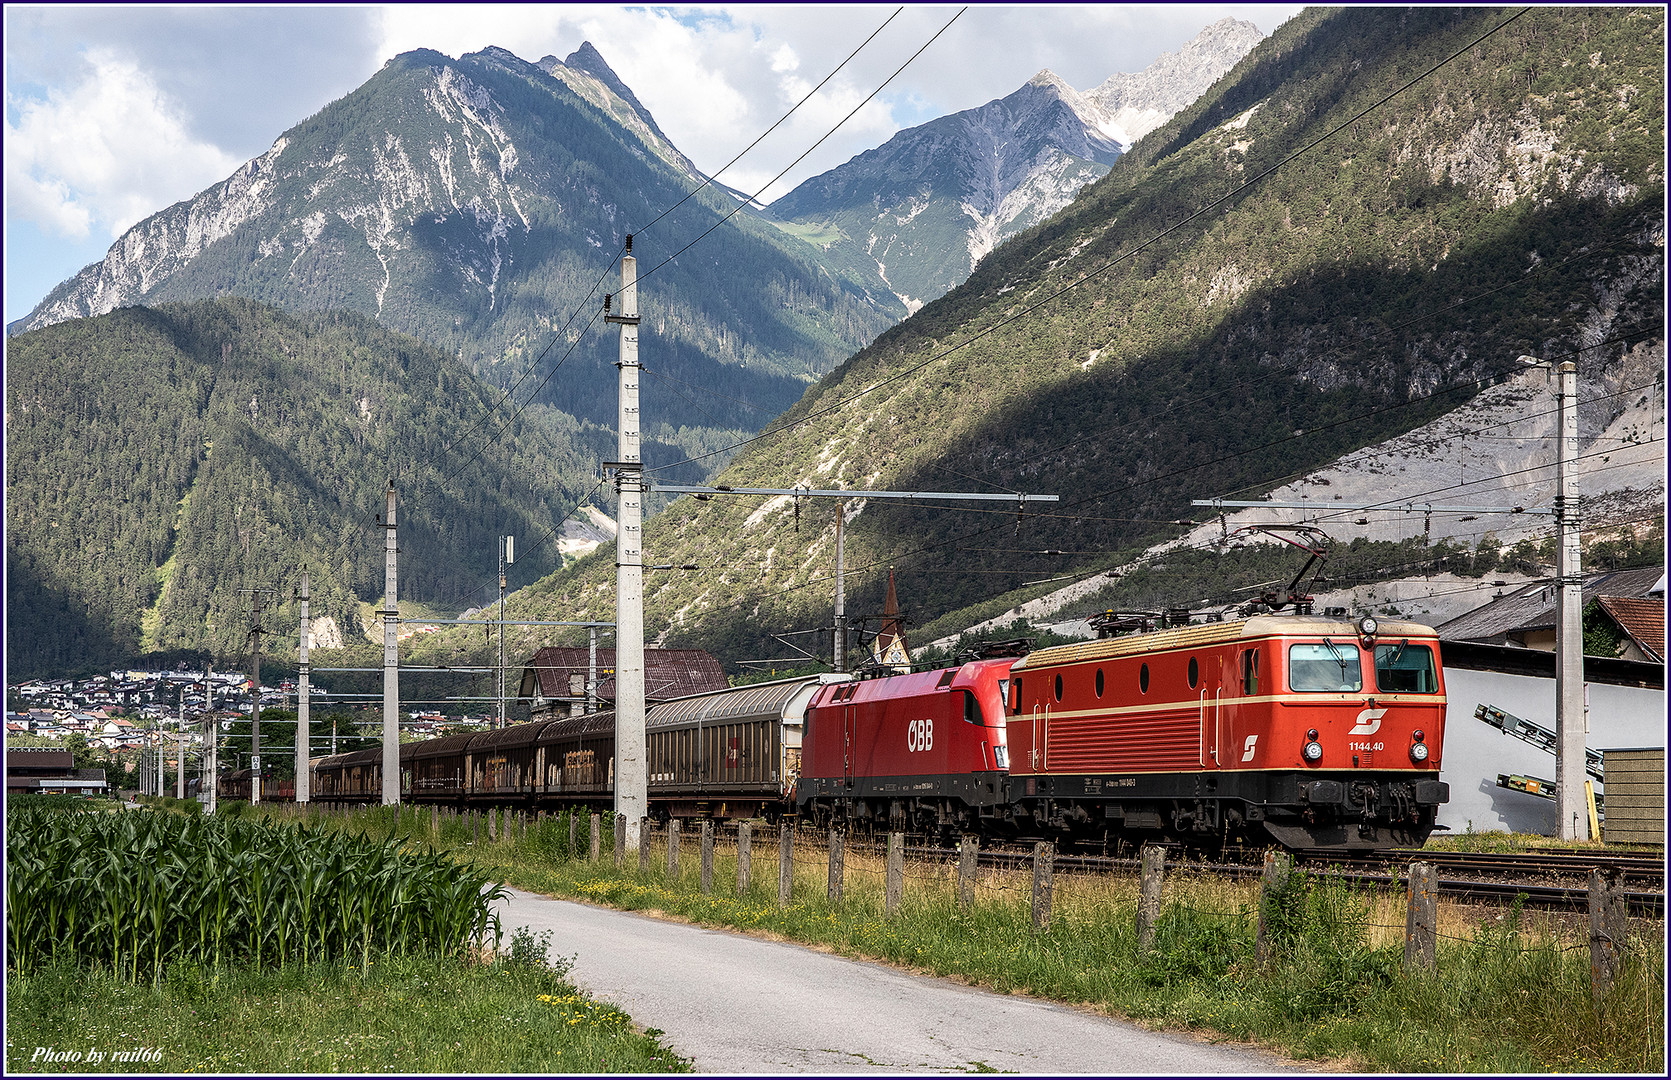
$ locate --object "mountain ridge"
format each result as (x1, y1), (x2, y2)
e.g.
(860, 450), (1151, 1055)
(419, 5), (1663, 672)
(765, 18), (1266, 309)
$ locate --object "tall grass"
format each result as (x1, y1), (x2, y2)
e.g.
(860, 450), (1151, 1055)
(5, 802), (504, 982)
(409, 813), (1662, 1073)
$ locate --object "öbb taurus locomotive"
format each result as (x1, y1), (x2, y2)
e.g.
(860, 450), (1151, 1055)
(307, 613), (1448, 852)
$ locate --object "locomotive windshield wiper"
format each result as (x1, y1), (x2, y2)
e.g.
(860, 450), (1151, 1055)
(1321, 637), (1350, 677)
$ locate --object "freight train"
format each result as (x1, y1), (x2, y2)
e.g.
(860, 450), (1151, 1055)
(298, 612), (1448, 852)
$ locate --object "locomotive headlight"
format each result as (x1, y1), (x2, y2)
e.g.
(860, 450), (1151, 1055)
(1358, 615), (1378, 637)
(1303, 740), (1324, 763)
(1409, 741), (1430, 763)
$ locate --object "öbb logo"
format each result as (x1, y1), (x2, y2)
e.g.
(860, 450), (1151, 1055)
(906, 718), (934, 752)
(1348, 706), (1387, 736)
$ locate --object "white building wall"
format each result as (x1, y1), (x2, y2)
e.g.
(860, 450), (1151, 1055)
(1438, 666), (1666, 836)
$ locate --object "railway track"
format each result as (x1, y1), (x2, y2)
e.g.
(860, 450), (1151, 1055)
(835, 836), (1665, 917)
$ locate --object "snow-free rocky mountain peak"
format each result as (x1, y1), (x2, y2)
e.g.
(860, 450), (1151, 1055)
(767, 18), (1266, 310)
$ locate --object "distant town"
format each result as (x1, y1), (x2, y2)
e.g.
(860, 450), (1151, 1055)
(5, 668), (494, 787)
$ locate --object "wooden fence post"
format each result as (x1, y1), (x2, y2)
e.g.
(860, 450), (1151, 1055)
(957, 836), (978, 911)
(737, 822), (753, 894)
(589, 812), (601, 861)
(639, 818), (652, 872)
(488, 806), (497, 841)
(700, 820), (714, 895)
(778, 823), (794, 906)
(828, 828), (845, 903)
(1137, 844), (1166, 957)
(613, 813), (625, 866)
(1589, 867), (1627, 1003)
(1031, 841), (1054, 933)
(1255, 850), (1293, 964)
(885, 832), (905, 918)
(1404, 862), (1438, 972)
(668, 819), (682, 878)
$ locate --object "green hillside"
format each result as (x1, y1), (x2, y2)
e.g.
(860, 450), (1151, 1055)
(420, 6), (1663, 671)
(5, 298), (598, 678)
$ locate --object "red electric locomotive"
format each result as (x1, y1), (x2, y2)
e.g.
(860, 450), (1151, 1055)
(1007, 613), (1448, 851)
(797, 658), (1015, 838)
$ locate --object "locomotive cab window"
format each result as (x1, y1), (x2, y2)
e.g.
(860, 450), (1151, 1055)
(1288, 641), (1363, 692)
(1374, 641), (1437, 693)
(959, 689), (986, 725)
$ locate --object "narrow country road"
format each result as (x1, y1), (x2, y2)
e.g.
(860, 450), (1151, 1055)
(494, 887), (1313, 1074)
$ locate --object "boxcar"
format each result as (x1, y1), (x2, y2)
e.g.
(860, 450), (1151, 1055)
(645, 673), (848, 820)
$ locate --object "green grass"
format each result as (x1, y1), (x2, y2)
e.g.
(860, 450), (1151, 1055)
(4, 951), (690, 1074)
(222, 805), (1668, 1072)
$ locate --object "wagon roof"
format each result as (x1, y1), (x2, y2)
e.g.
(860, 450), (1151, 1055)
(465, 719), (557, 753)
(647, 674), (847, 728)
(1013, 615), (1438, 670)
(408, 730), (481, 760)
(531, 709), (618, 744)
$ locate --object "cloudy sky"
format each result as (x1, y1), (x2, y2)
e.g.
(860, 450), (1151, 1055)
(3, 4), (1305, 325)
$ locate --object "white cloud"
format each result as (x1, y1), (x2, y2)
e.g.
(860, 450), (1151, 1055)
(5, 47), (242, 239)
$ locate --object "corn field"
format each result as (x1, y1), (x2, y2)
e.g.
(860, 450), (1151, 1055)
(6, 802), (505, 981)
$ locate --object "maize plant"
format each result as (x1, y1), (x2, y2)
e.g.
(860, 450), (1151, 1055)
(5, 802), (506, 980)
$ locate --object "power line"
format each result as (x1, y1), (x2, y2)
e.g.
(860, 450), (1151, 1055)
(633, 8), (967, 292)
(645, 6), (1535, 476)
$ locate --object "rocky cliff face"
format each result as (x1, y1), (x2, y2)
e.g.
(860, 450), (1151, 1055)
(767, 18), (1265, 309)
(1082, 17), (1268, 146)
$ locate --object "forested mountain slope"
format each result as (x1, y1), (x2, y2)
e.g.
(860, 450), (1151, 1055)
(432, 6), (1663, 670)
(5, 298), (596, 678)
(11, 44), (904, 479)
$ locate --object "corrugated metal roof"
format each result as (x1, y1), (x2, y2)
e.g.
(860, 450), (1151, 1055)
(1595, 595), (1666, 663)
(646, 675), (843, 729)
(1437, 566), (1666, 644)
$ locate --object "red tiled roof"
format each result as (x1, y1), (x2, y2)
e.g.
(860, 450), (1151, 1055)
(1595, 595), (1666, 663)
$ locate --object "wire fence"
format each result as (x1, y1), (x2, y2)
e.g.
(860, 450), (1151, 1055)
(290, 801), (1661, 1004)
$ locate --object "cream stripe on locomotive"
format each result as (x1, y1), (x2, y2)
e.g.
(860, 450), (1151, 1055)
(1012, 616), (1441, 670)
(1019, 692), (1447, 722)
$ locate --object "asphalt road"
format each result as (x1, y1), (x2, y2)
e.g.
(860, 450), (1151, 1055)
(494, 887), (1310, 1075)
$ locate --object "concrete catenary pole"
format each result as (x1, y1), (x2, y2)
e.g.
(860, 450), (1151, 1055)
(588, 626), (599, 715)
(833, 506), (846, 672)
(249, 594), (263, 805)
(382, 482), (400, 806)
(296, 570), (310, 804)
(1554, 360), (1586, 839)
(605, 238), (646, 845)
(176, 719), (185, 799)
(498, 535), (513, 729)
(205, 662), (217, 814)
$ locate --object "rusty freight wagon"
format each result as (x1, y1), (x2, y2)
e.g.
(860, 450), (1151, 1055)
(645, 673), (849, 820)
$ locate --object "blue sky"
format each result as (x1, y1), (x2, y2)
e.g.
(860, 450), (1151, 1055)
(4, 4), (1305, 325)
